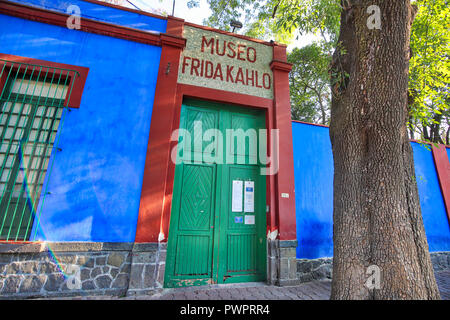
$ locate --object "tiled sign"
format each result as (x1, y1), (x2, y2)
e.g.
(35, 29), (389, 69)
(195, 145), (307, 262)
(178, 25), (274, 99)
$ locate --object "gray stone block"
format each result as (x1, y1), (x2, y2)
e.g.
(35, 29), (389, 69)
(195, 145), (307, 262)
(120, 263), (131, 274)
(80, 268), (91, 281)
(143, 264), (156, 287)
(57, 255), (77, 264)
(112, 273), (129, 288)
(297, 260), (312, 273)
(279, 259), (289, 279)
(19, 275), (46, 293)
(76, 255), (91, 266)
(110, 267), (119, 278)
(44, 273), (65, 292)
(40, 261), (59, 274)
(7, 262), (21, 274)
(280, 248), (296, 258)
(21, 261), (39, 274)
(90, 267), (102, 278)
(129, 264), (144, 289)
(279, 240), (298, 248)
(298, 273), (314, 283)
(0, 254), (12, 263)
(288, 259), (297, 279)
(1, 275), (22, 294)
(0, 243), (46, 254)
(107, 253), (125, 268)
(46, 242), (103, 252)
(95, 275), (112, 289)
(82, 280), (96, 290)
(132, 243), (159, 252)
(95, 256), (107, 266)
(156, 264), (165, 286)
(131, 252), (156, 264)
(102, 242), (134, 251)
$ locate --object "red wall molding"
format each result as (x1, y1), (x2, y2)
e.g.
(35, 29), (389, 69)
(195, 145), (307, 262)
(0, 53), (89, 109)
(432, 145), (450, 224)
(135, 17), (186, 243)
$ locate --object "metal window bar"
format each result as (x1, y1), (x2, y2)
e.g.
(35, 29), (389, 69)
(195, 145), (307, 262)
(0, 59), (79, 241)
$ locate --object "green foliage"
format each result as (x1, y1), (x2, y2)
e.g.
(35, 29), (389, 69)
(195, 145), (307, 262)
(288, 43), (331, 124)
(409, 0), (449, 143)
(202, 0), (449, 139)
(203, 0), (296, 43)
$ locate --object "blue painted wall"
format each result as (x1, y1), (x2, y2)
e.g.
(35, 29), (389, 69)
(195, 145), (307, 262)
(292, 122), (334, 259)
(412, 142), (450, 252)
(0, 13), (163, 241)
(447, 147), (450, 163)
(7, 0), (167, 32)
(292, 122), (450, 259)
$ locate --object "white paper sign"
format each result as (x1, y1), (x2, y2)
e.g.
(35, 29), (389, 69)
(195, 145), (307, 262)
(232, 180), (243, 212)
(244, 181), (254, 213)
(245, 215), (255, 225)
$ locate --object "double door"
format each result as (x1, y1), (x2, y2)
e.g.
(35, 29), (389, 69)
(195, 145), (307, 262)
(164, 99), (267, 287)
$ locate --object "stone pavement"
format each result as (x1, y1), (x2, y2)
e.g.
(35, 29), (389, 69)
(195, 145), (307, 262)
(33, 270), (449, 300)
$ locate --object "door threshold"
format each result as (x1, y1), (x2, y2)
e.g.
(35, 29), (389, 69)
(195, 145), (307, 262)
(164, 282), (268, 292)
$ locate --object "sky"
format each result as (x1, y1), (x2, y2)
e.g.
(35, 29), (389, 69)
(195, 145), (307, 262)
(119, 0), (318, 51)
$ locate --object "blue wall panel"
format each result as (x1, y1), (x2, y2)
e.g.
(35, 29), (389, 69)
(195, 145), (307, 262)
(412, 142), (450, 252)
(0, 14), (163, 241)
(292, 122), (334, 259)
(292, 122), (450, 259)
(8, 0), (167, 33)
(447, 147), (450, 163)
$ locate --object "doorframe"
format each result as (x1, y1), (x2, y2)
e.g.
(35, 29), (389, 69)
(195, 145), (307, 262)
(134, 17), (297, 286)
(164, 101), (268, 287)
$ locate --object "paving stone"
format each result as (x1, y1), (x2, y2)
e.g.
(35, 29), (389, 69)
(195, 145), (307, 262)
(23, 269), (450, 300)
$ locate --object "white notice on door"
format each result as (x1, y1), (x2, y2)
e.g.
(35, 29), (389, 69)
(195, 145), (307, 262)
(245, 215), (255, 225)
(232, 180), (243, 212)
(244, 181), (254, 213)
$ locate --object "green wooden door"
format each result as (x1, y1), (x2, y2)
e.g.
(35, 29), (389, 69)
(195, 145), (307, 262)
(165, 99), (267, 288)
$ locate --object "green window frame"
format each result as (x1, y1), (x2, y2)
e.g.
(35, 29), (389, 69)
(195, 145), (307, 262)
(0, 59), (80, 241)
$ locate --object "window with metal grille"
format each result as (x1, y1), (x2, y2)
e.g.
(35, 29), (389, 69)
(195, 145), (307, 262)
(0, 59), (81, 241)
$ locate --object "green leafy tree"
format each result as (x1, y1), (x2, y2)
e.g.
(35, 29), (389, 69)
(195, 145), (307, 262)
(288, 43), (331, 124)
(202, 0), (446, 300)
(409, 0), (449, 143)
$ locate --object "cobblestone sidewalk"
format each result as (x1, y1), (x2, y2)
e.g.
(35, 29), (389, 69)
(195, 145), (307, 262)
(37, 270), (449, 300)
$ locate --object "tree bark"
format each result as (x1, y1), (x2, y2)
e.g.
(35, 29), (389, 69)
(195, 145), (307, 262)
(329, 0), (440, 300)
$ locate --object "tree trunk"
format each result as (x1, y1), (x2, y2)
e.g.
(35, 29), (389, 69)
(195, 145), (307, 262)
(329, 0), (440, 300)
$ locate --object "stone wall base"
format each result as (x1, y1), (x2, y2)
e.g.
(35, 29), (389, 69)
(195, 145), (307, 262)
(267, 239), (298, 286)
(1, 241), (448, 298)
(294, 251), (450, 284)
(0, 242), (164, 299)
